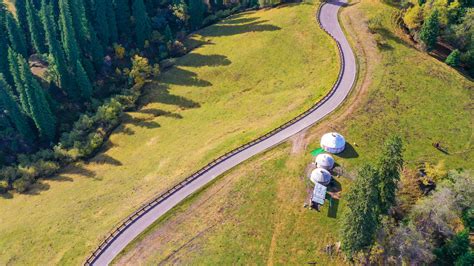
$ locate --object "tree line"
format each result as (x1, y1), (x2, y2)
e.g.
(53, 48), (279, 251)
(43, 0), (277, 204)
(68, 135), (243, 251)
(340, 136), (473, 265)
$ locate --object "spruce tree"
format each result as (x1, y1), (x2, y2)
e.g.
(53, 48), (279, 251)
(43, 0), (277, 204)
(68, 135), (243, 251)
(40, 1), (77, 100)
(93, 0), (110, 46)
(70, 0), (104, 71)
(13, 0), (30, 50)
(58, 0), (81, 65)
(377, 135), (403, 214)
(341, 165), (381, 259)
(5, 12), (28, 56)
(17, 53), (56, 141)
(8, 48), (30, 114)
(114, 0), (131, 39)
(0, 2), (13, 84)
(132, 0), (151, 49)
(25, 0), (47, 54)
(188, 0), (206, 30)
(106, 0), (118, 44)
(75, 60), (93, 99)
(445, 49), (461, 67)
(0, 74), (35, 141)
(420, 10), (440, 51)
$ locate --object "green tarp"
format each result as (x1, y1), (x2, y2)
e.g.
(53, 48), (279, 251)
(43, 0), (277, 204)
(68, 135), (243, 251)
(310, 147), (325, 156)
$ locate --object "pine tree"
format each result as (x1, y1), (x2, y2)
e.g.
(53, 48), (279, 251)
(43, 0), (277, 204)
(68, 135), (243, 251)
(0, 2), (13, 84)
(93, 0), (110, 46)
(188, 0), (206, 30)
(164, 24), (174, 43)
(377, 135), (403, 214)
(341, 165), (381, 259)
(114, 0), (131, 39)
(25, 0), (47, 54)
(8, 48), (30, 114)
(40, 1), (77, 100)
(75, 60), (93, 99)
(106, 0), (118, 44)
(132, 0), (151, 49)
(420, 10), (440, 51)
(5, 12), (28, 56)
(16, 53), (56, 141)
(0, 74), (35, 140)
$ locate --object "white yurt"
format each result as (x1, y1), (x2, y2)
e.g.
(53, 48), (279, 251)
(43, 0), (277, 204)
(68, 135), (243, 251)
(315, 153), (335, 170)
(320, 132), (346, 154)
(310, 168), (332, 186)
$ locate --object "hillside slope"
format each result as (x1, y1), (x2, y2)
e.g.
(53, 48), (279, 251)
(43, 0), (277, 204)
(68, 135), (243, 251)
(0, 2), (338, 265)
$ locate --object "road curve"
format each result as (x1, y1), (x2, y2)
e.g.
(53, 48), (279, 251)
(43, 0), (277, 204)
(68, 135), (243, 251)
(87, 1), (356, 265)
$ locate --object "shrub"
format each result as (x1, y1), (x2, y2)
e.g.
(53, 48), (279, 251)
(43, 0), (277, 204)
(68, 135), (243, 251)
(445, 49), (461, 67)
(168, 40), (187, 57)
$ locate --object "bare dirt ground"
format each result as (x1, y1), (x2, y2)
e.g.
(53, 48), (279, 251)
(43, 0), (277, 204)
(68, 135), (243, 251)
(115, 2), (381, 264)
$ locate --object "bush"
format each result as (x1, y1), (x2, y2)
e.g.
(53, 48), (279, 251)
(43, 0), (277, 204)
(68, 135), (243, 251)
(446, 49), (461, 67)
(168, 40), (187, 57)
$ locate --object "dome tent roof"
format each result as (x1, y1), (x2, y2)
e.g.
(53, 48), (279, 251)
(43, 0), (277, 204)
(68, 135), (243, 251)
(315, 153), (335, 170)
(310, 168), (332, 186)
(320, 132), (346, 154)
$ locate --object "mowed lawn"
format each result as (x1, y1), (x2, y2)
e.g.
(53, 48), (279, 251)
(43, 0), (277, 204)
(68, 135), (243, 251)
(0, 2), (339, 265)
(115, 0), (472, 264)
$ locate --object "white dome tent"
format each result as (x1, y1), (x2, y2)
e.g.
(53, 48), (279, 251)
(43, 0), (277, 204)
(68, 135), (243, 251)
(320, 132), (346, 154)
(315, 153), (335, 170)
(310, 168), (332, 186)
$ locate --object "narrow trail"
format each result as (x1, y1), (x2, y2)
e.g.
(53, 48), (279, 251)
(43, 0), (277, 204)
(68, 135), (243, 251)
(86, 1), (356, 264)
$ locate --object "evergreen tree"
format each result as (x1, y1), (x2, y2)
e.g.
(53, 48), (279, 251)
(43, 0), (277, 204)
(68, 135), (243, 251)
(164, 24), (174, 43)
(75, 60), (93, 99)
(132, 0), (151, 49)
(40, 1), (77, 100)
(188, 0), (206, 30)
(446, 49), (461, 67)
(0, 2), (13, 84)
(0, 74), (35, 140)
(8, 48), (30, 114)
(5, 12), (28, 56)
(420, 10), (440, 51)
(70, 0), (104, 71)
(341, 165), (381, 259)
(25, 0), (47, 54)
(114, 0), (131, 39)
(13, 0), (30, 50)
(106, 0), (118, 44)
(93, 0), (110, 46)
(377, 135), (404, 214)
(17, 53), (56, 141)
(58, 0), (81, 65)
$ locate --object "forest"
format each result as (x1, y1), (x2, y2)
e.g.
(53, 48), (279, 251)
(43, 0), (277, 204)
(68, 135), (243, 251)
(0, 0), (282, 192)
(400, 0), (474, 73)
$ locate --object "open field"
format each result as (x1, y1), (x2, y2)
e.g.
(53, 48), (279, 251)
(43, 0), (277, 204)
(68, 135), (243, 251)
(115, 0), (473, 264)
(0, 2), (339, 265)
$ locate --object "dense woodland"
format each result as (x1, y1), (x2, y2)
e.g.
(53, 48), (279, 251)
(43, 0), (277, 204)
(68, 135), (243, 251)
(340, 136), (474, 265)
(0, 0), (284, 191)
(400, 0), (474, 73)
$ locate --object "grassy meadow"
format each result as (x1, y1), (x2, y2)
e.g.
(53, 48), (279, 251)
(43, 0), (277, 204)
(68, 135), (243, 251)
(0, 2), (339, 264)
(115, 0), (473, 264)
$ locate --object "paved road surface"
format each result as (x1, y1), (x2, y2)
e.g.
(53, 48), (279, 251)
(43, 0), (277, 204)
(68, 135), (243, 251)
(88, 0), (355, 264)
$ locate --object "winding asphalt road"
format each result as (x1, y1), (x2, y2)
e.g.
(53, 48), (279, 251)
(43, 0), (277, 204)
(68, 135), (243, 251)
(88, 0), (356, 265)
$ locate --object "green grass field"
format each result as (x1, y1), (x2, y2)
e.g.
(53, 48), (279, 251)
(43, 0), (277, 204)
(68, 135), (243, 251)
(0, 2), (339, 264)
(115, 0), (473, 264)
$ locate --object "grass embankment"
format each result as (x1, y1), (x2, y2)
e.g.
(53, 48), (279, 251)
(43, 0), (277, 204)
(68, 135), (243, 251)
(115, 0), (473, 264)
(0, 2), (339, 265)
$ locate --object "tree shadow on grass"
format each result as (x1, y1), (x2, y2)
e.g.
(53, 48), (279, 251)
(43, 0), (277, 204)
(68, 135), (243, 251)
(177, 53), (231, 67)
(200, 20), (281, 37)
(327, 178), (342, 218)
